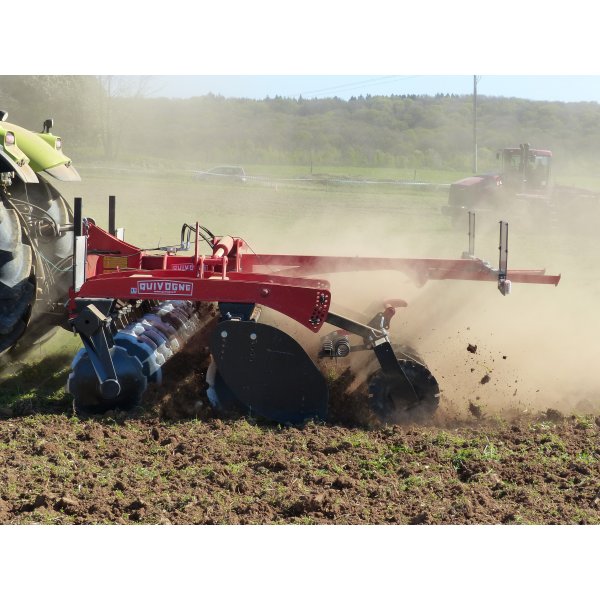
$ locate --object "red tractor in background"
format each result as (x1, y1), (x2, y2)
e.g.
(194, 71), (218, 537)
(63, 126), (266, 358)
(443, 143), (600, 228)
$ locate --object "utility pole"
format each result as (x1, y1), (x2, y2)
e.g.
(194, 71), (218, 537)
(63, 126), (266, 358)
(473, 75), (481, 174)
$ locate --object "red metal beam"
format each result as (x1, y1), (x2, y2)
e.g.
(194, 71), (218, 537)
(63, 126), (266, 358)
(74, 272), (331, 332)
(244, 254), (561, 286)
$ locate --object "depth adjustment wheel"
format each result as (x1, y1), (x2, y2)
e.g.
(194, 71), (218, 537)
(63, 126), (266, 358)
(368, 358), (440, 424)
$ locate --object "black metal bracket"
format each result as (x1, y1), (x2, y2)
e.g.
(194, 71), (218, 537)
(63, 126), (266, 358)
(218, 302), (258, 323)
(324, 310), (407, 376)
(70, 300), (121, 400)
(325, 311), (383, 341)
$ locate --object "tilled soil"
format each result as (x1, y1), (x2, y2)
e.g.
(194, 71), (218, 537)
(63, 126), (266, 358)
(1, 335), (599, 525)
(1, 410), (599, 525)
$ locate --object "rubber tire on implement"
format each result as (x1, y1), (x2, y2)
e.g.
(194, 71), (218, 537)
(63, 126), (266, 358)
(210, 320), (328, 425)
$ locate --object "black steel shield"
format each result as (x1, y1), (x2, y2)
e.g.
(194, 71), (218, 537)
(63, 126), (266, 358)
(210, 320), (328, 425)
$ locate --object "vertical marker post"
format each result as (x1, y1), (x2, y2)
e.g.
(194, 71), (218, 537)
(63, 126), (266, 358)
(108, 195), (116, 237)
(498, 221), (511, 295)
(73, 197), (86, 293)
(468, 211), (476, 256)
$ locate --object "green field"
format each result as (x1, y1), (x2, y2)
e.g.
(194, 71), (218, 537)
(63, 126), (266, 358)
(65, 167), (458, 253)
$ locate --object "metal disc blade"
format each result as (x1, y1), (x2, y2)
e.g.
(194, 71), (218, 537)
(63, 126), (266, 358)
(368, 359), (440, 424)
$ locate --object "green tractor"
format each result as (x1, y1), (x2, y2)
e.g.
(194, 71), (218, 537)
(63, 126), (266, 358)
(0, 111), (79, 355)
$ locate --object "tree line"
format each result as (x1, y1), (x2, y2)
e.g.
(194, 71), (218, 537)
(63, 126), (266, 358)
(1, 75), (600, 174)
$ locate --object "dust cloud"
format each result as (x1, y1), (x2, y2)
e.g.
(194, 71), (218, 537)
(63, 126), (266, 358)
(248, 189), (600, 419)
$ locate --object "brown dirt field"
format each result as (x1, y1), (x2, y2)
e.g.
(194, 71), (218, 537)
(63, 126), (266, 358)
(1, 330), (599, 526)
(2, 412), (599, 525)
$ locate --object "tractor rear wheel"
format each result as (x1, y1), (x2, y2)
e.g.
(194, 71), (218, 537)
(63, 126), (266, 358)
(0, 196), (36, 354)
(0, 176), (75, 356)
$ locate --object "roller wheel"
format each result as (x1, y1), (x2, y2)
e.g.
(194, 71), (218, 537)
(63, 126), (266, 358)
(368, 351), (440, 424)
(0, 198), (36, 354)
(68, 347), (147, 416)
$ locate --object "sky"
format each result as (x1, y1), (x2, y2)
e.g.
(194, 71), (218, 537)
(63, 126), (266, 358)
(148, 75), (600, 103)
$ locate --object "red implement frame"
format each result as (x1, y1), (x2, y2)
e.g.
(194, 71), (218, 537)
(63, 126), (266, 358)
(70, 221), (561, 333)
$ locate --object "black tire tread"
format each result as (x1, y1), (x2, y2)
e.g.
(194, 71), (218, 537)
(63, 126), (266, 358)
(0, 200), (36, 353)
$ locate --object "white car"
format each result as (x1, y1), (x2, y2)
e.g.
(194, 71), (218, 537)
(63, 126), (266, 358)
(194, 165), (247, 183)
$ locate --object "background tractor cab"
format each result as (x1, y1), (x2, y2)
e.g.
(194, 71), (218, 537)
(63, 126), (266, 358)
(499, 143), (552, 194)
(443, 143), (556, 225)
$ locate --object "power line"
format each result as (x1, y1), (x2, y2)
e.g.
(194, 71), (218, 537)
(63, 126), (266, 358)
(300, 76), (399, 95)
(298, 75), (421, 98)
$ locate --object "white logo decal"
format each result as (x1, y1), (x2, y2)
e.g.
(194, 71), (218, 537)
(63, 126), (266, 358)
(137, 280), (193, 296)
(172, 263), (195, 271)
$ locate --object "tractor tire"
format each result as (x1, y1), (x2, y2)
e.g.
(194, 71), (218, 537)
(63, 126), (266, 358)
(0, 197), (36, 354)
(23, 176), (74, 262)
(28, 179), (74, 326)
(0, 176), (75, 355)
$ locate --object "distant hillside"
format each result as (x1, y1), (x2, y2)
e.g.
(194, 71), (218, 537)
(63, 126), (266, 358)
(2, 76), (600, 175)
